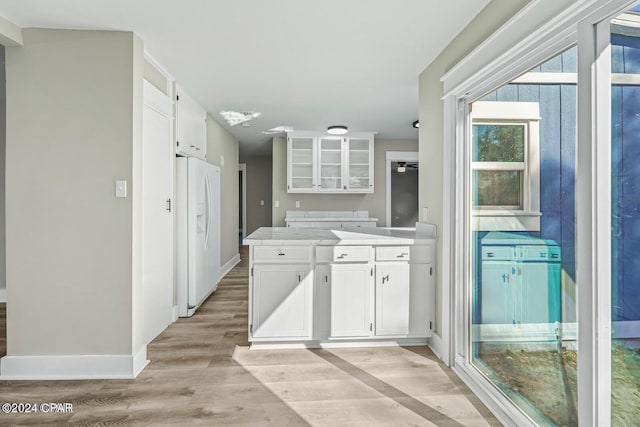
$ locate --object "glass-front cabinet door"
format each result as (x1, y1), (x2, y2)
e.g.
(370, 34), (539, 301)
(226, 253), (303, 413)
(346, 137), (374, 192)
(287, 137), (315, 192)
(318, 137), (344, 191)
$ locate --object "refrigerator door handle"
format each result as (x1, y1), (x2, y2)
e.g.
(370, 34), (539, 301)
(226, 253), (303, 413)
(203, 174), (212, 251)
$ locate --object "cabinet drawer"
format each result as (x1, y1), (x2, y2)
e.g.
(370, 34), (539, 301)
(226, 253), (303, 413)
(332, 246), (371, 262)
(376, 246), (410, 261)
(253, 246), (311, 262)
(481, 246), (515, 261)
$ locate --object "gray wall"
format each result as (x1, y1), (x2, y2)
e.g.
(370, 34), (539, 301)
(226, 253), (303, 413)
(206, 115), (239, 265)
(239, 155), (272, 235)
(0, 46), (5, 299)
(5, 29), (143, 356)
(418, 0), (528, 335)
(272, 136), (418, 226)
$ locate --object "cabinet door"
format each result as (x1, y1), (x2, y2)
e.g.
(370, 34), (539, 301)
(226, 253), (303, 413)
(330, 263), (372, 337)
(480, 261), (515, 324)
(346, 137), (374, 192)
(519, 262), (561, 325)
(288, 137), (316, 192)
(408, 263), (435, 337)
(314, 265), (331, 339)
(318, 137), (344, 191)
(252, 264), (311, 339)
(375, 264), (410, 336)
(175, 86), (207, 160)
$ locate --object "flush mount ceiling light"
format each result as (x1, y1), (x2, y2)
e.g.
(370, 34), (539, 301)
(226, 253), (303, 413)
(219, 110), (261, 127)
(412, 120), (419, 129)
(327, 125), (348, 135)
(261, 125), (294, 135)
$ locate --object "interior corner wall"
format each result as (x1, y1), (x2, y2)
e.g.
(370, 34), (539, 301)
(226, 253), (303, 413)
(206, 115), (239, 265)
(239, 154), (272, 235)
(5, 29), (138, 356)
(418, 0), (529, 336)
(271, 136), (418, 226)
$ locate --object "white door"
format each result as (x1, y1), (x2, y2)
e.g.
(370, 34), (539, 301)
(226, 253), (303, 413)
(142, 80), (174, 344)
(187, 157), (208, 308)
(375, 264), (410, 336)
(330, 263), (371, 337)
(251, 264), (311, 339)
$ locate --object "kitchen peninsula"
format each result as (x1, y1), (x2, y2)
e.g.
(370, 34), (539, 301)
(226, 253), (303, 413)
(243, 223), (436, 348)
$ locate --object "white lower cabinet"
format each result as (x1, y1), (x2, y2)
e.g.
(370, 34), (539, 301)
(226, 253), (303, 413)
(330, 263), (372, 338)
(408, 263), (435, 337)
(375, 264), (410, 336)
(251, 264), (312, 339)
(314, 264), (331, 339)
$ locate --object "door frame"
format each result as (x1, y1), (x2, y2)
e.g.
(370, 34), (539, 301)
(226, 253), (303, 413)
(385, 151), (419, 227)
(239, 163), (247, 240)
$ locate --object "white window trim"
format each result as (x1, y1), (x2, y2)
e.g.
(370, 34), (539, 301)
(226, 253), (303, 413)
(470, 102), (541, 232)
(439, 0), (633, 425)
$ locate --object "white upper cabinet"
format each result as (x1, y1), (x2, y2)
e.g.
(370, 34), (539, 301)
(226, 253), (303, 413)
(175, 85), (207, 160)
(287, 132), (374, 194)
(287, 136), (315, 192)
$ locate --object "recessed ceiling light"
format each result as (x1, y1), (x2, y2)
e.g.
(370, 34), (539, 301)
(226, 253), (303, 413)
(327, 125), (348, 135)
(219, 110), (261, 127)
(412, 120), (419, 129)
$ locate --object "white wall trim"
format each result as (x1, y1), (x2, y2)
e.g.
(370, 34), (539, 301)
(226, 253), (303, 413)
(385, 151), (419, 227)
(0, 288), (5, 303)
(427, 332), (443, 360)
(172, 305), (179, 323)
(220, 253), (241, 280)
(0, 346), (149, 380)
(0, 14), (23, 46)
(143, 51), (174, 95)
(239, 163), (247, 239)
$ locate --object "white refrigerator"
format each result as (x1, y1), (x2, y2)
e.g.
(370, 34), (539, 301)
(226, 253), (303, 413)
(176, 156), (221, 317)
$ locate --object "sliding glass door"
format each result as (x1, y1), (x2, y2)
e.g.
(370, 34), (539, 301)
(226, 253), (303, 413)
(469, 47), (578, 426)
(610, 6), (640, 425)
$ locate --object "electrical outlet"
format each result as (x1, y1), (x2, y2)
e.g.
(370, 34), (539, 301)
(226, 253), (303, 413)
(423, 207), (429, 222)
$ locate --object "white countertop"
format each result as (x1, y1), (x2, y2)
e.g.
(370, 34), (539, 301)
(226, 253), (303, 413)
(244, 223), (436, 246)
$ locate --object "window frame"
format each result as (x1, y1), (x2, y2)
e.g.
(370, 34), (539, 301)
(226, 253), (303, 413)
(438, 1), (635, 426)
(470, 102), (541, 231)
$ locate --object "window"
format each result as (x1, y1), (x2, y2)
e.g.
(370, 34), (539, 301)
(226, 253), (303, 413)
(470, 102), (541, 231)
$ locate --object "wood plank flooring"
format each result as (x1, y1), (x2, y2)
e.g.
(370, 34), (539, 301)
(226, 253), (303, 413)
(0, 248), (500, 426)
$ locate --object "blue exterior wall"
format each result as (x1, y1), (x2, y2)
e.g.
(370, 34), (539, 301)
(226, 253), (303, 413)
(612, 35), (640, 322)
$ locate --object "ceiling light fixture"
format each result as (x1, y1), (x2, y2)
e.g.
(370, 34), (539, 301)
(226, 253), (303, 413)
(261, 125), (294, 135)
(412, 120), (419, 129)
(327, 125), (348, 135)
(219, 110), (261, 127)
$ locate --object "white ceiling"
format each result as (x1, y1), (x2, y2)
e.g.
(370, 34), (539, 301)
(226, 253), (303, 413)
(0, 0), (489, 155)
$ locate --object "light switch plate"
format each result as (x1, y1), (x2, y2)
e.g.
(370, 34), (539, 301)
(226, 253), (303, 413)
(116, 180), (127, 198)
(274, 200), (280, 208)
(260, 200), (264, 206)
(422, 207), (429, 222)
(295, 201), (300, 208)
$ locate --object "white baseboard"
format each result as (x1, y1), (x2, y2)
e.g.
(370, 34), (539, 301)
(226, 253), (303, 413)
(220, 253), (241, 279)
(0, 346), (149, 380)
(0, 288), (6, 303)
(172, 305), (179, 323)
(249, 338), (428, 350)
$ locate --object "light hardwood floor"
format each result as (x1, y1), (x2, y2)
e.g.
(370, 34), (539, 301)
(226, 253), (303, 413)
(0, 248), (500, 426)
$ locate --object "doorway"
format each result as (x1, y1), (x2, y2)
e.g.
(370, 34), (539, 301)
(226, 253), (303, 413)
(239, 163), (246, 243)
(386, 152), (419, 227)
